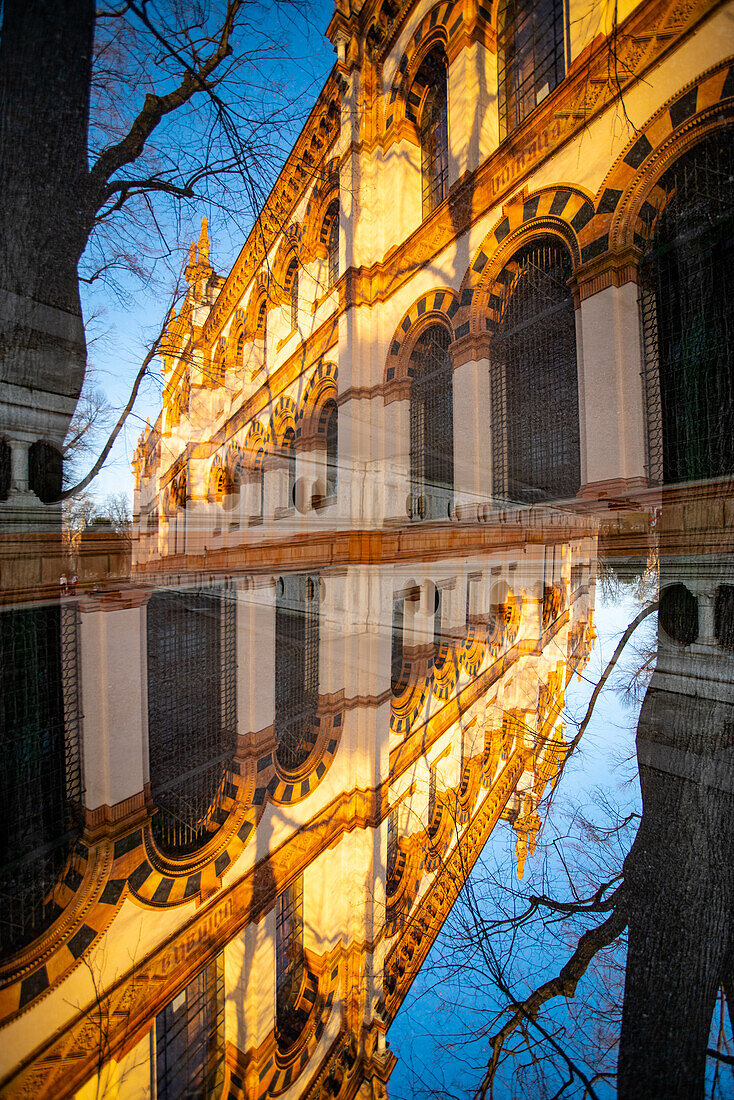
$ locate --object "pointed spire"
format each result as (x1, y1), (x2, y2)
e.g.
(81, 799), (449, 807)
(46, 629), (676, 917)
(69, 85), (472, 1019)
(189, 240), (197, 266)
(198, 216), (210, 265)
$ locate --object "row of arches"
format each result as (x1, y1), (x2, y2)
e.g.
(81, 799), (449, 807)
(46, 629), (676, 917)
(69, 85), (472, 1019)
(393, 127), (733, 500)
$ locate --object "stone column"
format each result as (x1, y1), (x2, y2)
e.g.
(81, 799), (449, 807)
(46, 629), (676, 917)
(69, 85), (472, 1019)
(575, 254), (647, 498)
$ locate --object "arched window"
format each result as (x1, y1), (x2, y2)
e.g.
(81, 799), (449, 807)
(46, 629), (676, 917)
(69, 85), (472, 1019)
(256, 299), (267, 372)
(320, 398), (338, 499)
(0, 603), (82, 958)
(287, 260), (299, 329)
(386, 807), (398, 880)
(640, 132), (734, 484)
(390, 596), (405, 696)
(236, 330), (244, 369)
(252, 449), (265, 521)
(490, 236), (579, 502)
(409, 324), (454, 520)
(155, 956), (225, 1099)
(275, 877), (304, 1033)
(324, 200), (339, 285)
(427, 762), (438, 826)
(147, 584), (236, 854)
(498, 0), (565, 138)
(275, 574), (320, 771)
(283, 428), (296, 508)
(415, 47), (449, 218)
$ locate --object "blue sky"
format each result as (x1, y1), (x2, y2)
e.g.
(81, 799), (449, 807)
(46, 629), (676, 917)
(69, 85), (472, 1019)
(79, 0), (335, 504)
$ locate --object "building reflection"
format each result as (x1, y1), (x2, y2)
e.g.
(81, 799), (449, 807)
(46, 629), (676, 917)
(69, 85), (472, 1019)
(0, 507), (596, 1098)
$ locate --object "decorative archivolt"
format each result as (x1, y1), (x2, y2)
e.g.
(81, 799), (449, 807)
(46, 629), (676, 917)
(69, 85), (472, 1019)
(459, 185), (590, 333)
(384, 0), (461, 133)
(301, 158), (340, 260)
(299, 358), (338, 439)
(383, 287), (459, 392)
(577, 57), (734, 261)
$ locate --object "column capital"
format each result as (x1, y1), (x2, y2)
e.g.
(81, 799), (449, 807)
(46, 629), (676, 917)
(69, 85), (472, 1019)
(571, 245), (642, 302)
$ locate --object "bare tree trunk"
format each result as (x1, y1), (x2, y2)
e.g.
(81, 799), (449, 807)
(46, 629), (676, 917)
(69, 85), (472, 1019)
(619, 680), (734, 1098)
(0, 0), (94, 423)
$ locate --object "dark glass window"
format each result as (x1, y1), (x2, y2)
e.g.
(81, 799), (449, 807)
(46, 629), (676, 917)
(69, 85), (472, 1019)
(276, 877), (304, 1028)
(433, 586), (445, 668)
(0, 603), (82, 958)
(498, 0), (565, 138)
(640, 133), (734, 484)
(0, 439), (10, 500)
(410, 325), (454, 520)
(147, 585), (236, 854)
(288, 261), (299, 329)
(427, 763), (437, 825)
(256, 299), (267, 371)
(322, 399), (338, 499)
(387, 807), (398, 880)
(391, 597), (405, 695)
(155, 956), (225, 1100)
(326, 201), (339, 285)
(275, 574), (320, 770)
(283, 429), (296, 508)
(490, 237), (580, 502)
(416, 48), (449, 218)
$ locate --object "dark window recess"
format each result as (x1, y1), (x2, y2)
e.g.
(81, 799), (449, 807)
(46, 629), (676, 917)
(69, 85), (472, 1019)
(283, 429), (296, 508)
(275, 574), (320, 770)
(391, 598), (406, 696)
(0, 603), (82, 958)
(714, 585), (734, 650)
(640, 133), (734, 485)
(289, 262), (299, 329)
(490, 237), (580, 502)
(326, 201), (340, 286)
(0, 439), (10, 501)
(147, 585), (236, 855)
(410, 325), (454, 520)
(276, 877), (305, 1035)
(29, 441), (63, 504)
(427, 763), (437, 826)
(322, 399), (338, 499)
(155, 955), (225, 1100)
(433, 587), (446, 669)
(256, 300), (267, 371)
(659, 584), (699, 646)
(417, 47), (449, 218)
(498, 0), (565, 138)
(386, 807), (398, 881)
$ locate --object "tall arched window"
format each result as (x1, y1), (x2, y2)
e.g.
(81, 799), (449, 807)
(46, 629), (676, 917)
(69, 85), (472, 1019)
(415, 47), (449, 218)
(275, 574), (320, 771)
(155, 956), (225, 1099)
(409, 324), (454, 520)
(236, 331), (244, 370)
(0, 603), (82, 958)
(490, 236), (579, 502)
(147, 584), (236, 854)
(287, 260), (299, 329)
(275, 877), (304, 1034)
(390, 596), (405, 696)
(640, 132), (734, 484)
(498, 0), (565, 138)
(283, 428), (296, 508)
(325, 200), (339, 285)
(321, 398), (338, 499)
(256, 299), (267, 372)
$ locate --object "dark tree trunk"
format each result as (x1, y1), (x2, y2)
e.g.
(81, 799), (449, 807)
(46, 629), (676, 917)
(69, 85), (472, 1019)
(0, 0), (94, 405)
(619, 646), (734, 1097)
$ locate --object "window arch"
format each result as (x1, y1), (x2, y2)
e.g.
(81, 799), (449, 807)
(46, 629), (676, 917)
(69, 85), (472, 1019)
(255, 298), (267, 372)
(640, 132), (734, 484)
(415, 46), (449, 218)
(320, 398), (338, 499)
(235, 330), (244, 370)
(497, 0), (565, 139)
(490, 236), (579, 502)
(390, 596), (405, 696)
(275, 877), (304, 1035)
(287, 260), (299, 329)
(0, 602), (82, 958)
(409, 324), (454, 520)
(274, 574), (320, 771)
(146, 584), (236, 855)
(324, 200), (339, 285)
